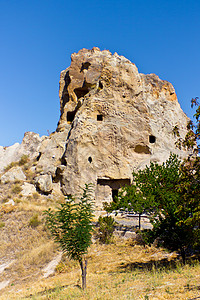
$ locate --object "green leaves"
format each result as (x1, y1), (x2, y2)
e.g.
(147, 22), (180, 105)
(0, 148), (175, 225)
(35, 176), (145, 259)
(104, 152), (199, 261)
(44, 184), (94, 263)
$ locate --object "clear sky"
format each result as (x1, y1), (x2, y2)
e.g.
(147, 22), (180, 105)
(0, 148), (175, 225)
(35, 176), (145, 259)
(0, 0), (199, 146)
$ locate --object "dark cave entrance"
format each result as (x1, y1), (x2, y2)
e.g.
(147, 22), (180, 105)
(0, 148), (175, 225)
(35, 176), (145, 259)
(67, 111), (76, 123)
(97, 178), (131, 202)
(149, 135), (156, 143)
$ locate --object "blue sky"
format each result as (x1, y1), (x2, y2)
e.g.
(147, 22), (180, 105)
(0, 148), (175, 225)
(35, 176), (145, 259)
(0, 0), (199, 146)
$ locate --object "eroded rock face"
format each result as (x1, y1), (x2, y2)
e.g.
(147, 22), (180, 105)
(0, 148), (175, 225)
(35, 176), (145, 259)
(0, 48), (190, 207)
(35, 129), (70, 177)
(0, 132), (44, 173)
(56, 47), (189, 207)
(0, 166), (26, 184)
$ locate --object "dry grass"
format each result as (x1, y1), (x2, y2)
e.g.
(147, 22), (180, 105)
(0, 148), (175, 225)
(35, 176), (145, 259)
(0, 238), (199, 300)
(0, 187), (199, 300)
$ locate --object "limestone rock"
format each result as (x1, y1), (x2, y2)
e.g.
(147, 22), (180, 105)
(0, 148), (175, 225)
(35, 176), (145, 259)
(35, 174), (52, 194)
(0, 48), (191, 208)
(21, 182), (37, 196)
(0, 166), (26, 184)
(35, 129), (70, 177)
(0, 132), (44, 173)
(56, 48), (190, 207)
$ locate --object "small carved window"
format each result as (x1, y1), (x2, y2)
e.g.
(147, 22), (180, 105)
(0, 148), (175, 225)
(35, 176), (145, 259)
(149, 135), (156, 143)
(97, 114), (103, 121)
(88, 157), (92, 163)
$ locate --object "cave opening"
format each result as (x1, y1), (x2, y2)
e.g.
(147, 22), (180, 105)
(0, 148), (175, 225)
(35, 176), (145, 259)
(97, 178), (131, 202)
(97, 114), (103, 121)
(112, 189), (119, 202)
(80, 62), (91, 72)
(67, 111), (76, 123)
(149, 135), (156, 143)
(88, 156), (92, 163)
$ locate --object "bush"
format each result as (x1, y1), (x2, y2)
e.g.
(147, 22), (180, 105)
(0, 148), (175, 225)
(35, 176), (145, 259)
(19, 155), (29, 166)
(29, 213), (41, 228)
(97, 216), (116, 244)
(12, 184), (22, 194)
(32, 192), (40, 200)
(0, 221), (5, 228)
(4, 162), (17, 172)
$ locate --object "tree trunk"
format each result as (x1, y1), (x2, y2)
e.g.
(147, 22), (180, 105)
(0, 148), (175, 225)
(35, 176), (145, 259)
(180, 248), (186, 265)
(139, 213), (141, 230)
(80, 258), (87, 290)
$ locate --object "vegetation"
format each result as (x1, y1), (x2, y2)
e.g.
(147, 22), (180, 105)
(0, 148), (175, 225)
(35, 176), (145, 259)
(96, 215), (116, 244)
(18, 155), (29, 166)
(29, 213), (41, 228)
(44, 184), (94, 290)
(0, 99), (199, 299)
(0, 220), (5, 228)
(11, 184), (22, 194)
(4, 155), (29, 172)
(1, 240), (200, 300)
(105, 99), (200, 264)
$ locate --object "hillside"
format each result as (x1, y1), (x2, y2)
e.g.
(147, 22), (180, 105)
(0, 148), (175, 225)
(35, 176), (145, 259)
(0, 48), (198, 299)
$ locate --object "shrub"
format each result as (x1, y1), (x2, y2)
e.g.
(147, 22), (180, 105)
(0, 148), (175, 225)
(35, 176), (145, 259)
(32, 192), (40, 200)
(97, 216), (116, 244)
(29, 213), (41, 228)
(0, 221), (5, 228)
(12, 184), (22, 194)
(19, 155), (29, 166)
(4, 162), (17, 172)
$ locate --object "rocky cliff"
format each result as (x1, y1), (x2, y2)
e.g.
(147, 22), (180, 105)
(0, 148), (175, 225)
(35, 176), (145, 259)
(0, 47), (190, 208)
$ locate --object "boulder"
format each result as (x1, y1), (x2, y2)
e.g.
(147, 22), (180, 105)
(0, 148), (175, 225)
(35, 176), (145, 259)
(35, 174), (52, 194)
(0, 166), (26, 184)
(0, 48), (191, 209)
(0, 132), (45, 173)
(21, 182), (37, 196)
(35, 129), (70, 177)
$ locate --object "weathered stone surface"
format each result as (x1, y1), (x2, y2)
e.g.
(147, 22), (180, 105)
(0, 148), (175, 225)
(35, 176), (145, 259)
(0, 166), (26, 184)
(21, 182), (37, 196)
(0, 132), (44, 173)
(35, 129), (70, 177)
(56, 48), (189, 207)
(0, 48), (191, 207)
(35, 174), (52, 193)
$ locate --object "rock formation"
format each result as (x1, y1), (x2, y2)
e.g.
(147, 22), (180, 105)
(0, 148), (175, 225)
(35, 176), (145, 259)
(0, 132), (43, 173)
(56, 47), (189, 207)
(0, 48), (190, 208)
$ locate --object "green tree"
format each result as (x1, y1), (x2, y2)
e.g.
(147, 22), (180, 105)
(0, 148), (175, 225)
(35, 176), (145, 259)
(105, 154), (199, 264)
(175, 97), (200, 254)
(44, 184), (94, 290)
(104, 183), (153, 229)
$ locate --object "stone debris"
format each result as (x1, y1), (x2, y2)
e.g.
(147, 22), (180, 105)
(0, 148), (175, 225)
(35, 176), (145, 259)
(42, 252), (62, 278)
(0, 280), (10, 291)
(21, 182), (36, 196)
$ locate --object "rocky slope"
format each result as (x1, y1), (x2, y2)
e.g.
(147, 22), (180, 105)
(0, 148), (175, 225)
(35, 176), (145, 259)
(0, 47), (190, 208)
